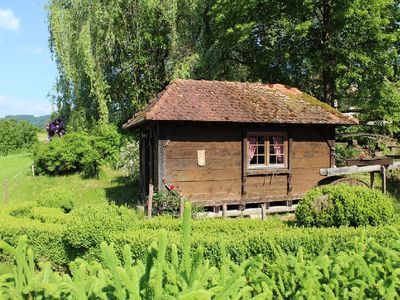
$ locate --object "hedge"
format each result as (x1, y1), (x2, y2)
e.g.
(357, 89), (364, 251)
(0, 202), (399, 270)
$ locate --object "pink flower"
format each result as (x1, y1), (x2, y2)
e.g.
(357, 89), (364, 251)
(169, 184), (175, 190)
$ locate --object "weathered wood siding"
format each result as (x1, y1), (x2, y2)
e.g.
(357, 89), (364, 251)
(290, 127), (333, 194)
(159, 123), (242, 203)
(157, 122), (333, 205)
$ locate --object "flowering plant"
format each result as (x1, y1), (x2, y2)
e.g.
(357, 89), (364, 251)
(152, 185), (181, 215)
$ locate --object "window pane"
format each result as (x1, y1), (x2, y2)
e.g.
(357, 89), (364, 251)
(257, 136), (265, 144)
(258, 155), (265, 164)
(270, 136), (284, 144)
(258, 145), (265, 154)
(269, 155), (276, 164)
(269, 145), (275, 154)
(250, 156), (257, 164)
(277, 155), (284, 163)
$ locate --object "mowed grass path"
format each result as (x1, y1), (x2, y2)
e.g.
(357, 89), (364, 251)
(0, 152), (139, 207)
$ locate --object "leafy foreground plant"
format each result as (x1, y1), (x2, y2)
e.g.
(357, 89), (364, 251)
(1, 203), (400, 299)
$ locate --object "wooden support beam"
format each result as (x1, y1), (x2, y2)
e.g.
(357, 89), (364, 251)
(381, 166), (387, 194)
(260, 203), (266, 220)
(370, 172), (375, 189)
(222, 203), (227, 218)
(387, 162), (400, 171)
(320, 165), (381, 176)
(147, 183), (153, 219)
(180, 198), (185, 218)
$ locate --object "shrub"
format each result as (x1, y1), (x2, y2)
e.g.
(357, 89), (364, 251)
(36, 187), (74, 213)
(0, 119), (38, 155)
(65, 203), (138, 252)
(91, 125), (122, 165)
(296, 184), (395, 227)
(1, 206), (400, 299)
(33, 132), (101, 176)
(116, 140), (139, 178)
(152, 187), (182, 215)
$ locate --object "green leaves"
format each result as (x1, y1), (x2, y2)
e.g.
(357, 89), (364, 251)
(2, 207), (400, 298)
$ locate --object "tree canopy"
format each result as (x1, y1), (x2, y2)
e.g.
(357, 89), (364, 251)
(47, 0), (400, 132)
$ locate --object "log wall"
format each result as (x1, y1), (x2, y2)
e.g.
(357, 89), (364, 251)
(157, 122), (334, 205)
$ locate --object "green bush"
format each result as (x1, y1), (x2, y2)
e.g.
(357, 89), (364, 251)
(296, 184), (395, 227)
(36, 187), (74, 213)
(0, 201), (399, 271)
(0, 119), (38, 156)
(65, 203), (138, 252)
(152, 188), (182, 215)
(116, 140), (140, 178)
(91, 125), (122, 165)
(33, 132), (101, 176)
(1, 205), (400, 298)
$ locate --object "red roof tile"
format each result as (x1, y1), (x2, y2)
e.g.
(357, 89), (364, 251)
(123, 80), (357, 128)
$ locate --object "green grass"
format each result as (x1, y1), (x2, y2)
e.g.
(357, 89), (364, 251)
(0, 152), (140, 207)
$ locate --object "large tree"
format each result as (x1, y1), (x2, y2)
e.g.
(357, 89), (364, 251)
(47, 0), (400, 132)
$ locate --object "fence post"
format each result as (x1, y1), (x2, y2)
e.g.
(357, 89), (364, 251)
(381, 166), (386, 194)
(147, 184), (153, 219)
(370, 172), (374, 189)
(4, 179), (8, 205)
(179, 198), (185, 218)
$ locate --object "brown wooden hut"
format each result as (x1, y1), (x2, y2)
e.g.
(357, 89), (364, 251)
(123, 80), (357, 211)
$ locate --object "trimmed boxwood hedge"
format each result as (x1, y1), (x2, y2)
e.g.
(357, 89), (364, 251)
(0, 201), (399, 270)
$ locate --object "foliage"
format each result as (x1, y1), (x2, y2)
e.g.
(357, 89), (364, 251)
(36, 187), (74, 213)
(0, 201), (400, 270)
(65, 203), (138, 252)
(296, 184), (395, 227)
(335, 143), (362, 166)
(116, 140), (140, 179)
(0, 119), (38, 156)
(1, 204), (400, 298)
(47, 0), (400, 134)
(91, 125), (123, 166)
(33, 132), (101, 176)
(152, 186), (182, 215)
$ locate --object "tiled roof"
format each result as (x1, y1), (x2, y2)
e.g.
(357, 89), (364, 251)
(123, 79), (357, 128)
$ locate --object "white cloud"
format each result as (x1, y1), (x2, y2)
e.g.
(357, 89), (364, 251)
(0, 95), (52, 117)
(0, 9), (20, 31)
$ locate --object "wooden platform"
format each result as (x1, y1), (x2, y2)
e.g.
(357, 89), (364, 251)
(198, 199), (300, 219)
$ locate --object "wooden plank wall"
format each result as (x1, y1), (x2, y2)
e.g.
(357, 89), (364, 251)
(160, 123), (242, 203)
(290, 127), (332, 194)
(158, 123), (333, 205)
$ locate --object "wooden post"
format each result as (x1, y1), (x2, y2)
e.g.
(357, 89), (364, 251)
(4, 179), (8, 205)
(222, 203), (227, 218)
(147, 183), (153, 219)
(31, 164), (35, 177)
(381, 166), (387, 194)
(370, 172), (375, 189)
(261, 203), (266, 220)
(179, 198), (185, 218)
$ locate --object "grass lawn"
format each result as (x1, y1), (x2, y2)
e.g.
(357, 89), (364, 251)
(0, 152), (140, 207)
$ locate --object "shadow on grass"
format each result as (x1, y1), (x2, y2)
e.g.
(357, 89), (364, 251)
(104, 176), (142, 207)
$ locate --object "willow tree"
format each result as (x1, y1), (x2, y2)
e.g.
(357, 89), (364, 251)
(47, 0), (203, 128)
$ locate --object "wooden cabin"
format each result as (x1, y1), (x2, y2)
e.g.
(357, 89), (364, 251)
(123, 80), (357, 211)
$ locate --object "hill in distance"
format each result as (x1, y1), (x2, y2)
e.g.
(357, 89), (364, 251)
(1, 115), (50, 128)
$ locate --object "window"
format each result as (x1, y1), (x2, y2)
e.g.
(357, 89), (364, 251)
(248, 132), (287, 168)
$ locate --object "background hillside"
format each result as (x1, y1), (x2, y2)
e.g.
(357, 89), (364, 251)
(1, 115), (50, 128)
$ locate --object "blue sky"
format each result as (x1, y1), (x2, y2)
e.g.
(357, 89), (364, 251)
(0, 0), (57, 117)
